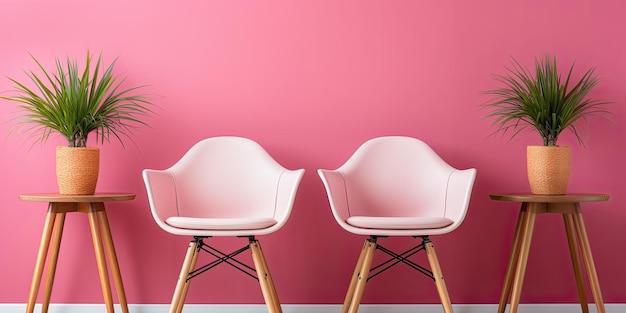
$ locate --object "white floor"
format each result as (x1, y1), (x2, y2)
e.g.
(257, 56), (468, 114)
(1, 303), (624, 313)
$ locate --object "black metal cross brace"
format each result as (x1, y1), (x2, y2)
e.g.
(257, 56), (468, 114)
(367, 236), (435, 282)
(186, 236), (259, 282)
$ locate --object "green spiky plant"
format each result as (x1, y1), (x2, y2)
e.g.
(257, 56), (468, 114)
(482, 55), (610, 147)
(2, 50), (154, 148)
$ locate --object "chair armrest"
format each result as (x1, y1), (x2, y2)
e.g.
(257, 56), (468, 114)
(318, 169), (351, 224)
(445, 168), (477, 224)
(273, 169), (305, 225)
(142, 169), (179, 227)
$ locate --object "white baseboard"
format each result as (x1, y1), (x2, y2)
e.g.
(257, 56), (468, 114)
(1, 303), (624, 313)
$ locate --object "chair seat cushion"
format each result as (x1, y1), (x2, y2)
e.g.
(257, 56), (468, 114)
(166, 216), (278, 230)
(346, 216), (453, 230)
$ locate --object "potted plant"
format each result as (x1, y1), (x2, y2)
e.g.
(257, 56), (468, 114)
(1, 50), (154, 195)
(482, 55), (610, 195)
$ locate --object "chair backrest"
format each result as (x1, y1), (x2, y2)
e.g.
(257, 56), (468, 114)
(338, 136), (465, 219)
(167, 137), (289, 219)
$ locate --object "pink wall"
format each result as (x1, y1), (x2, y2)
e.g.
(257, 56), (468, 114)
(1, 0), (625, 305)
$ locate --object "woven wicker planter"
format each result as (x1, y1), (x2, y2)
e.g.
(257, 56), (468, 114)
(56, 147), (100, 195)
(527, 145), (570, 195)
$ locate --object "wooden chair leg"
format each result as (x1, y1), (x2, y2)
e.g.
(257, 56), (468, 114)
(97, 209), (129, 313)
(425, 240), (453, 313)
(175, 243), (201, 313)
(41, 213), (66, 313)
(250, 240), (282, 313)
(27, 210), (57, 313)
(256, 241), (281, 312)
(347, 239), (376, 313)
(563, 213), (589, 313)
(497, 206), (528, 313)
(572, 207), (606, 313)
(170, 239), (200, 313)
(342, 240), (369, 313)
(87, 207), (115, 313)
(508, 203), (539, 313)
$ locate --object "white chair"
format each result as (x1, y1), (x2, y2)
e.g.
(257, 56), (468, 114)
(143, 137), (305, 313)
(318, 136), (476, 313)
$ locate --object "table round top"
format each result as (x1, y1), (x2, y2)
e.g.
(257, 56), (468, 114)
(489, 193), (609, 203)
(19, 193), (136, 203)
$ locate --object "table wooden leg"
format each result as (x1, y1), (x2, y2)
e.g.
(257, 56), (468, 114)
(563, 213), (589, 313)
(508, 203), (538, 313)
(87, 204), (115, 313)
(41, 212), (66, 313)
(26, 209), (57, 313)
(96, 208), (129, 313)
(572, 206), (606, 313)
(497, 204), (528, 313)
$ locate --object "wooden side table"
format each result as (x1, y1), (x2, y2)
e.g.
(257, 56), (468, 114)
(21, 193), (135, 313)
(490, 193), (609, 313)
